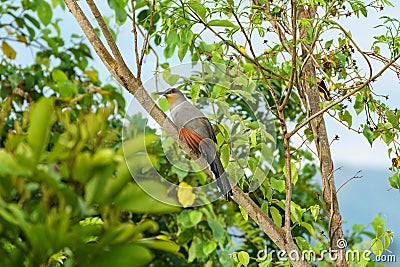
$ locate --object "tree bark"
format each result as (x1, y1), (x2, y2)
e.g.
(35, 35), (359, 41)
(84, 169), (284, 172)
(297, 5), (348, 267)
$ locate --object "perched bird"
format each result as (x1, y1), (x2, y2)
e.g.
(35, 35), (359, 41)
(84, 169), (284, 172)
(157, 88), (233, 201)
(317, 78), (332, 101)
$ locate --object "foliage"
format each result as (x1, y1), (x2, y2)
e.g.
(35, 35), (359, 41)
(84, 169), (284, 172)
(1, 0), (399, 266)
(0, 1), (181, 266)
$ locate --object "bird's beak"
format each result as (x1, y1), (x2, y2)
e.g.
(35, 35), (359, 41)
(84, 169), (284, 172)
(156, 90), (168, 96)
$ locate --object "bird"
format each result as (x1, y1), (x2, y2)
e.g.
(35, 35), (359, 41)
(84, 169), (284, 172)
(157, 88), (233, 201)
(317, 77), (332, 101)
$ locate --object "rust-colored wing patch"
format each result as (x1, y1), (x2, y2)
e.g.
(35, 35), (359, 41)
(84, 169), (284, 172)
(179, 127), (204, 152)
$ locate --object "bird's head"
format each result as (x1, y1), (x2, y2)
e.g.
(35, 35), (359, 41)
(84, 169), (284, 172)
(156, 88), (185, 105)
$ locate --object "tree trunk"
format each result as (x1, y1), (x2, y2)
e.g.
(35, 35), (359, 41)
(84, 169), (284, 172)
(298, 5), (348, 267)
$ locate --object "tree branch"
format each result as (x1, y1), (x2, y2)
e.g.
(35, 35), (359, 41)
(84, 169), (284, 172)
(281, 0), (298, 247)
(130, 0), (140, 77)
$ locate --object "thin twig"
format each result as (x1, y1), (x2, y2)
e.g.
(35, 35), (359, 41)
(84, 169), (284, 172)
(365, 51), (400, 75)
(86, 0), (125, 67)
(138, 0), (155, 79)
(337, 170), (363, 193)
(130, 0), (140, 76)
(282, 0), (298, 243)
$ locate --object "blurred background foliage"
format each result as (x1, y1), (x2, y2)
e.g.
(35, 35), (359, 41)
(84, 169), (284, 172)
(0, 1), (183, 266)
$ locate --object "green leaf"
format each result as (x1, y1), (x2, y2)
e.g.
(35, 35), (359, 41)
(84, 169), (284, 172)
(27, 97), (55, 162)
(165, 31), (179, 45)
(203, 240), (217, 256)
(162, 69), (180, 85)
(371, 238), (383, 256)
(51, 0), (65, 8)
(389, 173), (400, 189)
(269, 206), (282, 227)
(178, 43), (189, 62)
(354, 93), (364, 115)
(90, 244), (153, 267)
(301, 222), (316, 238)
(0, 150), (31, 176)
(239, 206), (248, 221)
(259, 259), (272, 267)
(372, 215), (385, 237)
(339, 110), (352, 128)
(207, 218), (225, 242)
(378, 122), (394, 145)
(310, 205), (320, 222)
(291, 162), (298, 185)
(180, 28), (194, 43)
(189, 210), (203, 225)
(190, 84), (200, 104)
(163, 43), (177, 58)
(72, 152), (93, 183)
(294, 236), (311, 251)
(115, 183), (180, 214)
(325, 39), (333, 49)
(211, 84), (226, 99)
(352, 223), (366, 233)
(386, 110), (398, 127)
(188, 0), (207, 21)
(172, 165), (189, 182)
(2, 41), (16, 60)
(363, 124), (374, 146)
(218, 250), (231, 266)
(290, 201), (305, 224)
(261, 202), (269, 214)
(188, 236), (205, 262)
(383, 231), (392, 250)
(37, 1), (52, 26)
(270, 177), (285, 193)
(177, 210), (203, 228)
(136, 239), (180, 253)
(208, 19), (236, 27)
(159, 98), (170, 112)
(24, 13), (41, 28)
(304, 128), (314, 142)
(238, 251), (250, 266)
(160, 62), (170, 69)
(283, 162), (298, 185)
(51, 69), (76, 97)
(52, 69), (68, 82)
(349, 0), (368, 17)
(220, 144), (230, 168)
(108, 0), (128, 25)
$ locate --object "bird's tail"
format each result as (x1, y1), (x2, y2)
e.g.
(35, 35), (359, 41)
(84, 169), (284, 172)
(210, 159), (233, 201)
(199, 139), (233, 201)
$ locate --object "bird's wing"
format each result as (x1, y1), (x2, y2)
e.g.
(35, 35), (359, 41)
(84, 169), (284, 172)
(179, 127), (204, 153)
(184, 117), (217, 143)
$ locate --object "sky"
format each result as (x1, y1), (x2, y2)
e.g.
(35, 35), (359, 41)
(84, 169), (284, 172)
(7, 0), (400, 264)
